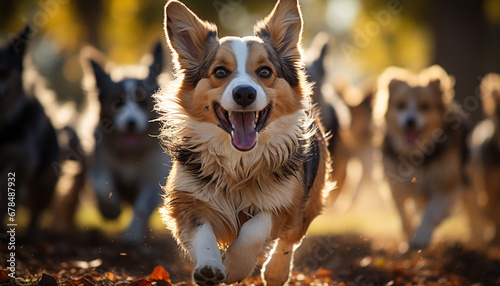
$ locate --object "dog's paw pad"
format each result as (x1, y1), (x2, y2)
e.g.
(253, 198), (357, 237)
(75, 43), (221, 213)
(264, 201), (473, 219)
(193, 264), (225, 286)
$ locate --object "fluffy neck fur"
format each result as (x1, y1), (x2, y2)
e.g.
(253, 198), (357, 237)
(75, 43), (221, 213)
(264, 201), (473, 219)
(155, 76), (316, 196)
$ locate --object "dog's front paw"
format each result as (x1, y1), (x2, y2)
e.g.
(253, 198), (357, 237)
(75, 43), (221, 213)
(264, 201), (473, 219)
(193, 261), (226, 286)
(223, 250), (257, 284)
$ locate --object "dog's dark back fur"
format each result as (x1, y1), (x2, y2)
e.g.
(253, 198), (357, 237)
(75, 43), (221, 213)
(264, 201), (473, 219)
(0, 25), (60, 238)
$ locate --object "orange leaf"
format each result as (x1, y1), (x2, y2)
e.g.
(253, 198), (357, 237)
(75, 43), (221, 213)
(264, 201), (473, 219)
(105, 272), (117, 282)
(314, 268), (333, 276)
(0, 271), (10, 283)
(148, 266), (170, 282)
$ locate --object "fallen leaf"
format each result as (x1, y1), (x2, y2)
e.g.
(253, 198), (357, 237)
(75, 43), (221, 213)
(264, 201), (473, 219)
(78, 275), (97, 286)
(105, 272), (117, 282)
(0, 270), (9, 283)
(148, 266), (170, 282)
(37, 273), (58, 286)
(314, 267), (333, 276)
(154, 281), (173, 286)
(127, 279), (152, 286)
(411, 177), (417, 183)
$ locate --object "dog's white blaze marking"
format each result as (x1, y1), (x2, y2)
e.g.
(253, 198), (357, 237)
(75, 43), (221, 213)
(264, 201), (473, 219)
(232, 39), (248, 77)
(192, 223), (224, 268)
(220, 37), (267, 111)
(398, 93), (422, 128)
(115, 79), (148, 132)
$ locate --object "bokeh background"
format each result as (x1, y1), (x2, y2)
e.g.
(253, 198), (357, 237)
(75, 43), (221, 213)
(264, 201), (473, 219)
(1, 0), (500, 121)
(3, 1), (500, 284)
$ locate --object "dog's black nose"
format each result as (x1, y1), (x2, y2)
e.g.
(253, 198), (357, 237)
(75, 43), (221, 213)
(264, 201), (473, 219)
(233, 85), (256, 107)
(405, 117), (417, 128)
(126, 120), (137, 131)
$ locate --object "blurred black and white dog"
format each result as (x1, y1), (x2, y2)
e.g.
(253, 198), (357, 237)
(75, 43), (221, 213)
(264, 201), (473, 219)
(84, 43), (171, 244)
(0, 25), (60, 239)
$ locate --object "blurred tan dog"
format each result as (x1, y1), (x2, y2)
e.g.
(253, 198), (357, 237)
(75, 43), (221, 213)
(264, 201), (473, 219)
(375, 65), (471, 249)
(469, 73), (500, 244)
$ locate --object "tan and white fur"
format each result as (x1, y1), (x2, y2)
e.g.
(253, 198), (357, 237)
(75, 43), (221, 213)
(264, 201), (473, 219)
(375, 65), (473, 249)
(155, 0), (332, 285)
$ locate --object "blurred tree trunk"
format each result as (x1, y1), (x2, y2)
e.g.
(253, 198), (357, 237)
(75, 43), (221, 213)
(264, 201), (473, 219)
(432, 0), (500, 124)
(75, 0), (102, 48)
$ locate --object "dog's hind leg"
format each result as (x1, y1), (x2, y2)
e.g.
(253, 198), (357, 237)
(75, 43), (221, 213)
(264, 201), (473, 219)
(262, 216), (313, 286)
(122, 185), (162, 245)
(261, 237), (296, 286)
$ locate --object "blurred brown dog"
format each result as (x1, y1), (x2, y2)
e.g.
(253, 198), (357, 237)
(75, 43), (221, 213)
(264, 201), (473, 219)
(375, 65), (471, 248)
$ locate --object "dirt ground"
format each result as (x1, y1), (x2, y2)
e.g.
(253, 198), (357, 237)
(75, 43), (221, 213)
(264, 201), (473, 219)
(1, 229), (500, 286)
(2, 161), (500, 286)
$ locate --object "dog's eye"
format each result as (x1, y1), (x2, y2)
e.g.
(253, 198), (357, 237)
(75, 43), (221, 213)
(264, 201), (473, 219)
(257, 66), (272, 78)
(113, 99), (125, 109)
(419, 103), (430, 112)
(396, 101), (406, 110)
(213, 67), (229, 79)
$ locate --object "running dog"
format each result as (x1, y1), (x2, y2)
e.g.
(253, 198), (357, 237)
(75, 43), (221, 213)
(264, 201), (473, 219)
(0, 25), (60, 239)
(375, 65), (471, 249)
(156, 0), (332, 284)
(84, 42), (171, 245)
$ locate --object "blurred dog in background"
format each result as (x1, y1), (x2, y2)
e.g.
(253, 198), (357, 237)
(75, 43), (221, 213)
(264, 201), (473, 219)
(334, 77), (379, 210)
(469, 73), (500, 244)
(0, 25), (60, 239)
(305, 33), (346, 203)
(375, 65), (473, 249)
(82, 42), (171, 245)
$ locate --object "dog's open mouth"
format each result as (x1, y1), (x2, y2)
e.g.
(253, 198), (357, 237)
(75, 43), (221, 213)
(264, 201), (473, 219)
(404, 128), (419, 145)
(215, 103), (271, 151)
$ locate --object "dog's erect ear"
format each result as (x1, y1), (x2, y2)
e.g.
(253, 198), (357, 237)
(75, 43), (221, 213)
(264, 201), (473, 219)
(164, 1), (218, 71)
(422, 65), (454, 105)
(388, 79), (408, 95)
(149, 41), (164, 79)
(8, 25), (32, 65)
(254, 0), (303, 86)
(306, 32), (329, 85)
(89, 59), (112, 94)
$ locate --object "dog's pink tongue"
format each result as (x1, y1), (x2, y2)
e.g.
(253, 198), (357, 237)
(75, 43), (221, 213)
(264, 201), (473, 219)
(230, 112), (256, 151)
(124, 133), (139, 149)
(405, 129), (419, 145)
